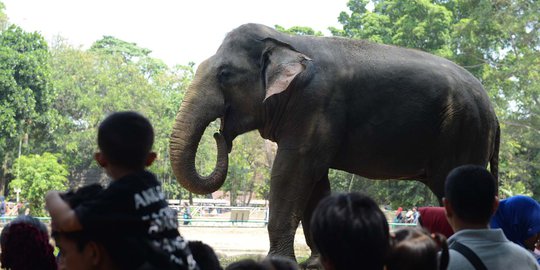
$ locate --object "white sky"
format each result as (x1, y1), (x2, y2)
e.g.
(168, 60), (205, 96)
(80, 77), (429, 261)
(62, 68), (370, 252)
(3, 0), (349, 66)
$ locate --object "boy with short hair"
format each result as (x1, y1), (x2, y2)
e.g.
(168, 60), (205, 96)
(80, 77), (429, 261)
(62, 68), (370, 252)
(46, 111), (198, 270)
(311, 192), (390, 270)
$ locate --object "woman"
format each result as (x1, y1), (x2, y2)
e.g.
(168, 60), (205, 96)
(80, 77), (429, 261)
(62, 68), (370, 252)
(418, 207), (454, 238)
(394, 207), (403, 223)
(490, 195), (540, 263)
(0, 215), (57, 270)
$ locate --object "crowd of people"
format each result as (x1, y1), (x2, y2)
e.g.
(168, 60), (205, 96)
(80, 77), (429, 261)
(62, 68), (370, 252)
(0, 111), (538, 270)
(393, 207), (419, 224)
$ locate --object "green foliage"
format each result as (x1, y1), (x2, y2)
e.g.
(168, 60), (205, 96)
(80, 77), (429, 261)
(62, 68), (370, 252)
(90, 36), (152, 62)
(329, 169), (438, 208)
(0, 25), (52, 140)
(220, 132), (271, 206)
(0, 2), (8, 31)
(9, 153), (68, 216)
(274, 25), (324, 36)
(334, 0), (453, 57)
(0, 24), (56, 194)
(49, 38), (194, 189)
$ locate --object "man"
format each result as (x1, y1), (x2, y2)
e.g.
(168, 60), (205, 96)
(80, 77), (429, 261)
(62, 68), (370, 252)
(443, 165), (539, 269)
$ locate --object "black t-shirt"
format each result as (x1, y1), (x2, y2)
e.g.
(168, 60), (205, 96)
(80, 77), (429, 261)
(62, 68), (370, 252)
(75, 170), (199, 270)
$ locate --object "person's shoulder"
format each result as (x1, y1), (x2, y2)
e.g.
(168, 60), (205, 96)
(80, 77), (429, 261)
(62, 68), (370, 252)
(117, 170), (159, 185)
(109, 170), (159, 189)
(504, 241), (539, 259)
(446, 249), (475, 270)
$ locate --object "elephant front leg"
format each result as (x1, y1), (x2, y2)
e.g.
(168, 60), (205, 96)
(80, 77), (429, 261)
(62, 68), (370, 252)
(267, 149), (331, 261)
(299, 173), (330, 269)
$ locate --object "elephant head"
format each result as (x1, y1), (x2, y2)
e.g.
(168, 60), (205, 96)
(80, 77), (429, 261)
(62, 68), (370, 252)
(170, 24), (311, 194)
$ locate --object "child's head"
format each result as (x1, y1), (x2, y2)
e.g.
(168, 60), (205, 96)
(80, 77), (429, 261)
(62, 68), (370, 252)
(97, 111), (155, 170)
(386, 227), (449, 270)
(311, 192), (390, 270)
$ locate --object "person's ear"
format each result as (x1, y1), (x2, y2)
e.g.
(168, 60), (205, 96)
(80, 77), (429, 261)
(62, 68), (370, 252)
(145, 152), (157, 167)
(443, 198), (452, 218)
(492, 196), (499, 214)
(83, 242), (102, 267)
(320, 256), (334, 270)
(94, 152), (107, 168)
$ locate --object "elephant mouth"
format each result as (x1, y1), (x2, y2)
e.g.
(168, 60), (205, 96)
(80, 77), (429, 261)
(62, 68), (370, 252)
(219, 116), (233, 153)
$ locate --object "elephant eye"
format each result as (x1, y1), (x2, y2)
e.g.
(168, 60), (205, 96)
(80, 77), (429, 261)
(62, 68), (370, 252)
(218, 69), (232, 84)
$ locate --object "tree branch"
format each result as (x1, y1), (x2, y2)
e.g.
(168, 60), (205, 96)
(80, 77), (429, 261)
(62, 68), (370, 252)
(503, 121), (540, 134)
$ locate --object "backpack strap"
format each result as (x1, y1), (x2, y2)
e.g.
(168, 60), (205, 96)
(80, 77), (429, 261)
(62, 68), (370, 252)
(450, 241), (488, 270)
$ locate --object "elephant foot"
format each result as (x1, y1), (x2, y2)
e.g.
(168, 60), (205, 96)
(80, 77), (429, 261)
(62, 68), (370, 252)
(299, 254), (322, 270)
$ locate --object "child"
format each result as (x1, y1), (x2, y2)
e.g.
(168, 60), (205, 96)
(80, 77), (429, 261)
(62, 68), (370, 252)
(46, 111), (198, 270)
(386, 227), (449, 270)
(311, 192), (390, 270)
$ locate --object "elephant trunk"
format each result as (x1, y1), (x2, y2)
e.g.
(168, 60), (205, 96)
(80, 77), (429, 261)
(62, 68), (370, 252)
(169, 66), (228, 195)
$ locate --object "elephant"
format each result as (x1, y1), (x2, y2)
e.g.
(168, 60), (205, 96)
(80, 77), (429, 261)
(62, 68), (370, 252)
(169, 23), (499, 267)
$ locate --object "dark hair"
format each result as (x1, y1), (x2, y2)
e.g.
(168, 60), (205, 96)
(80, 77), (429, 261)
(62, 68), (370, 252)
(188, 241), (222, 270)
(445, 165), (496, 224)
(1, 216), (57, 270)
(386, 227), (449, 270)
(310, 192), (389, 270)
(97, 111), (154, 169)
(57, 184), (104, 251)
(261, 256), (298, 270)
(225, 256), (297, 270)
(225, 259), (266, 270)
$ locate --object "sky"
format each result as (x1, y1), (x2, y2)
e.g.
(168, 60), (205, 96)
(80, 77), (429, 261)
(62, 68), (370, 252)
(2, 0), (350, 66)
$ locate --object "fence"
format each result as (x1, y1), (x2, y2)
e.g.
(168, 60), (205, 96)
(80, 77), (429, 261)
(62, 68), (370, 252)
(0, 205), (419, 230)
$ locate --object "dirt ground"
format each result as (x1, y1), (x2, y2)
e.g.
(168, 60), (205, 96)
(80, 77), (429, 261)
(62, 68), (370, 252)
(180, 225), (310, 257)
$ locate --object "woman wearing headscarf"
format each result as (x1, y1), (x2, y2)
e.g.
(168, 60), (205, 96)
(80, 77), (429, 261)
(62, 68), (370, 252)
(0, 215), (57, 270)
(418, 207), (454, 239)
(490, 195), (540, 263)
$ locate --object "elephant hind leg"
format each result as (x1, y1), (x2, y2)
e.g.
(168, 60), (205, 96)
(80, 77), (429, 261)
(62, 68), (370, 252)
(426, 174), (445, 206)
(299, 173), (331, 270)
(427, 154), (491, 206)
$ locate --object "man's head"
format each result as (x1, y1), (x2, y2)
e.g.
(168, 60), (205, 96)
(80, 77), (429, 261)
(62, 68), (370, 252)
(311, 192), (389, 270)
(55, 185), (118, 270)
(54, 230), (114, 270)
(443, 165), (498, 228)
(96, 111), (155, 170)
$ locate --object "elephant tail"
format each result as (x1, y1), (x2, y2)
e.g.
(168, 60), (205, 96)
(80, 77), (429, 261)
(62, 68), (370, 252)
(490, 120), (500, 192)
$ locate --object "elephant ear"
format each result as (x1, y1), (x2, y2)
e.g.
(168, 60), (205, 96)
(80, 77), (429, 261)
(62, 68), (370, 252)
(263, 43), (311, 101)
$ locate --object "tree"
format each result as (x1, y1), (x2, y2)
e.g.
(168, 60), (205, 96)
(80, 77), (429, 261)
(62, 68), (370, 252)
(0, 25), (55, 194)
(90, 36), (152, 62)
(444, 0), (540, 198)
(332, 0), (453, 57)
(49, 37), (194, 193)
(8, 152), (68, 216)
(221, 131), (271, 206)
(0, 2), (8, 31)
(275, 25), (324, 36)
